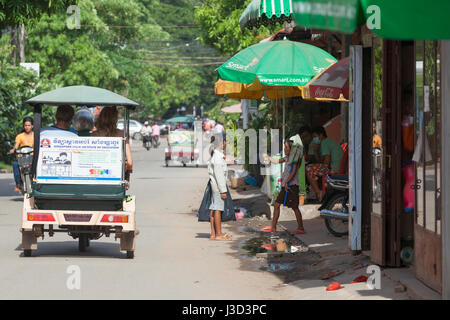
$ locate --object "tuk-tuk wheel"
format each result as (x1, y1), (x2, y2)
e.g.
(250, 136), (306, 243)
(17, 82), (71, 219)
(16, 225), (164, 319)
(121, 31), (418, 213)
(126, 251), (134, 259)
(78, 234), (88, 252)
(23, 249), (32, 257)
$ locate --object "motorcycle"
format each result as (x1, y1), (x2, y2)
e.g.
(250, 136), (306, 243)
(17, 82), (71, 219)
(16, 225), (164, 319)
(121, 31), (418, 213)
(318, 174), (349, 237)
(142, 134), (152, 150)
(14, 146), (34, 194)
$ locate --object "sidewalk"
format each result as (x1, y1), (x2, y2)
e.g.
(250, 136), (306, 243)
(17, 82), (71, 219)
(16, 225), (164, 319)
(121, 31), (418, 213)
(275, 196), (442, 299)
(229, 184), (410, 299)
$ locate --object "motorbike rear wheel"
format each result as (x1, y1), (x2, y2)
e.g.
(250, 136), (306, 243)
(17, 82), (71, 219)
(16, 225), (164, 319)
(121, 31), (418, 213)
(324, 193), (349, 237)
(24, 174), (32, 194)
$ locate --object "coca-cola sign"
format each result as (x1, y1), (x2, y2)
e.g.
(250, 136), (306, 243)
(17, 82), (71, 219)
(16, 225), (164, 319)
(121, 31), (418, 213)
(310, 86), (339, 99)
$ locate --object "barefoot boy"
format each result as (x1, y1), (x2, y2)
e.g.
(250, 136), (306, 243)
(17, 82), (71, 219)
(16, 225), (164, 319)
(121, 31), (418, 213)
(262, 139), (306, 235)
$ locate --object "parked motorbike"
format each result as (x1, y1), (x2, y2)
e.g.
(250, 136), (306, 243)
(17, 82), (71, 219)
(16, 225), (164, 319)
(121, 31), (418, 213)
(142, 134), (152, 150)
(372, 147), (382, 203)
(15, 146), (34, 194)
(318, 174), (349, 237)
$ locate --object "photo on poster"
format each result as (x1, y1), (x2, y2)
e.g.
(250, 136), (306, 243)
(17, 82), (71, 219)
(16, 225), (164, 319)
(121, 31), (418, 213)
(40, 151), (73, 177)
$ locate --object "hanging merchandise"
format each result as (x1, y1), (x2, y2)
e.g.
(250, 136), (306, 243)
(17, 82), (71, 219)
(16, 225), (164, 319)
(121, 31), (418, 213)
(402, 163), (415, 213)
(401, 115), (414, 152)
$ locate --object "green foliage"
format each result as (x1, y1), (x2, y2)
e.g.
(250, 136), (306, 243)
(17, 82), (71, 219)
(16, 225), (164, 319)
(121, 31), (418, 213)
(0, 0), (225, 161)
(207, 98), (241, 127)
(195, 0), (275, 56)
(0, 36), (55, 162)
(373, 37), (383, 122)
(19, 0), (221, 120)
(0, 0), (70, 29)
(0, 161), (12, 170)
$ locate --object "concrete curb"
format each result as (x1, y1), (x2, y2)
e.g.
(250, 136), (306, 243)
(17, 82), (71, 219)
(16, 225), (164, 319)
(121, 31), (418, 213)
(383, 268), (442, 300)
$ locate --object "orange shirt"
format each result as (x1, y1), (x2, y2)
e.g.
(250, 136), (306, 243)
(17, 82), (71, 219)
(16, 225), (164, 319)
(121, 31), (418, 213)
(15, 132), (34, 148)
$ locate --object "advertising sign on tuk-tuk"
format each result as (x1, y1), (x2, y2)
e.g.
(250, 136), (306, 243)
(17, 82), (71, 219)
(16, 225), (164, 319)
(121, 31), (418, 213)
(36, 137), (123, 185)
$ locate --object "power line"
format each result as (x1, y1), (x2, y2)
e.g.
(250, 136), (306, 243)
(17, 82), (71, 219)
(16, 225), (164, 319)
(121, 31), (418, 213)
(138, 60), (225, 66)
(145, 56), (226, 60)
(145, 62), (225, 66)
(43, 22), (200, 29)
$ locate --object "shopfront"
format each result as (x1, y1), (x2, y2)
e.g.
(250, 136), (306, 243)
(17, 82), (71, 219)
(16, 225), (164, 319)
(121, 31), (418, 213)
(369, 38), (443, 293)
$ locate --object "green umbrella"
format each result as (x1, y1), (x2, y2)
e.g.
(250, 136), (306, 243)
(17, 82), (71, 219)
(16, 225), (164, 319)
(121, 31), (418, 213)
(218, 39), (336, 140)
(218, 39), (336, 86)
(292, 0), (450, 40)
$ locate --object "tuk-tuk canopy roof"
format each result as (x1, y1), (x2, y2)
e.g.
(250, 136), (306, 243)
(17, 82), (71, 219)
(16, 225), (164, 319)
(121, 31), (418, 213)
(165, 115), (195, 123)
(26, 85), (140, 108)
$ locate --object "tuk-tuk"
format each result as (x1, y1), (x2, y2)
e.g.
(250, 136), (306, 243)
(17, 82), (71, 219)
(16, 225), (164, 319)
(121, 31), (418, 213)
(164, 117), (200, 167)
(21, 85), (138, 259)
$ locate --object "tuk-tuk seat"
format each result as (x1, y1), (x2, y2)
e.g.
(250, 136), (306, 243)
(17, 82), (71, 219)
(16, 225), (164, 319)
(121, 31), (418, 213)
(31, 183), (126, 211)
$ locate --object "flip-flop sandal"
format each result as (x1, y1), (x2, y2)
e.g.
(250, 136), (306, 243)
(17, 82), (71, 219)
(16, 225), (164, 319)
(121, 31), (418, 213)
(291, 229), (306, 235)
(326, 282), (345, 291)
(214, 234), (232, 241)
(260, 226), (277, 233)
(351, 275), (368, 283)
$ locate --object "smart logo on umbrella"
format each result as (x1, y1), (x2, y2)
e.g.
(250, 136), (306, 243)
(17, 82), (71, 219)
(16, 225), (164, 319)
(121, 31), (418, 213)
(226, 58), (259, 71)
(249, 58), (259, 66)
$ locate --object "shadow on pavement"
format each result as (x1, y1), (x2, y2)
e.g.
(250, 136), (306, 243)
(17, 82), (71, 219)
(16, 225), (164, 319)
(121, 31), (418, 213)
(195, 233), (211, 239)
(0, 177), (19, 197)
(161, 165), (207, 169)
(15, 241), (127, 259)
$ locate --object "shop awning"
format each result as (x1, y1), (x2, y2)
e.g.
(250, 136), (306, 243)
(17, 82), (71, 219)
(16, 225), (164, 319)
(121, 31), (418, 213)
(239, 0), (294, 31)
(303, 57), (349, 101)
(292, 0), (450, 39)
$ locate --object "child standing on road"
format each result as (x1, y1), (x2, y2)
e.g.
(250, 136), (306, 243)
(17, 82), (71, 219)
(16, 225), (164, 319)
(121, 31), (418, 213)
(208, 133), (232, 241)
(262, 139), (306, 235)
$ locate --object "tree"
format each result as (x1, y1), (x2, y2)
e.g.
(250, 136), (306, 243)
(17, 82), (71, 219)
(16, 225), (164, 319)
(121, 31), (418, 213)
(195, 0), (275, 56)
(1, 0), (225, 129)
(0, 0), (70, 30)
(0, 36), (55, 162)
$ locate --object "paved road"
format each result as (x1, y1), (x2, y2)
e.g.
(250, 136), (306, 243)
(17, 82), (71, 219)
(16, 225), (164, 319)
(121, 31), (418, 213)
(0, 140), (290, 300)
(0, 139), (409, 300)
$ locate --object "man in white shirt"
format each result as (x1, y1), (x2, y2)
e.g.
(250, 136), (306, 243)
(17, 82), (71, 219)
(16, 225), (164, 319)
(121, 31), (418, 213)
(141, 121), (152, 147)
